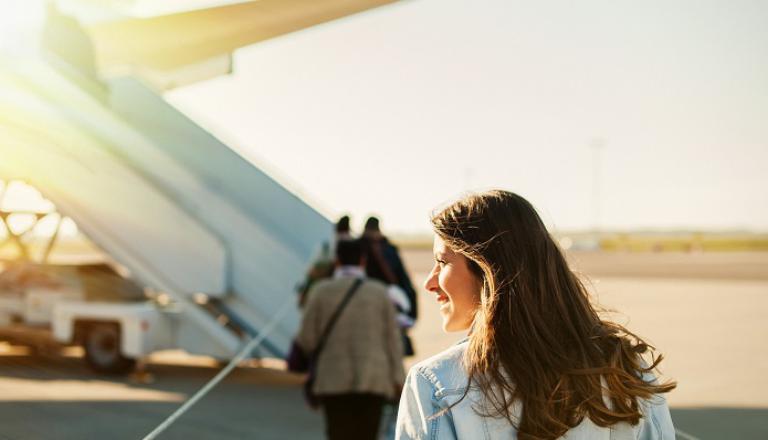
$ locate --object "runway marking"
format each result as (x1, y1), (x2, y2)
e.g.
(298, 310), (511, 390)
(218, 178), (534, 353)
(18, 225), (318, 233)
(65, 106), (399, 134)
(675, 428), (702, 440)
(141, 299), (295, 440)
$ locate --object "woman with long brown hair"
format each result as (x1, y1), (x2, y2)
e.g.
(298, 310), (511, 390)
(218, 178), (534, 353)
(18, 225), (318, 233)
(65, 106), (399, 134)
(395, 190), (676, 439)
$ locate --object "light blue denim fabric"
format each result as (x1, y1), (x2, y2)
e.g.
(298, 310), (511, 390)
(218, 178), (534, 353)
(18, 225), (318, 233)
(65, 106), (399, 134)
(395, 341), (676, 440)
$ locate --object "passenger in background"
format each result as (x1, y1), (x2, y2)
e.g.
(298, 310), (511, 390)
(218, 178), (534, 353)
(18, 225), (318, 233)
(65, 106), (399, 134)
(297, 239), (405, 440)
(361, 216), (418, 356)
(335, 215), (353, 241)
(298, 215), (353, 307)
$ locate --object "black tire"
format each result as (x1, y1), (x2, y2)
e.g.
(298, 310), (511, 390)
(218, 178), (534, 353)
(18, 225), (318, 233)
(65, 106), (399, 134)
(82, 322), (136, 374)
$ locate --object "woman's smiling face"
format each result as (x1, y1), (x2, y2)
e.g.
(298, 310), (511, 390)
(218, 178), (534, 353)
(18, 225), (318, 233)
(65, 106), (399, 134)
(424, 234), (482, 332)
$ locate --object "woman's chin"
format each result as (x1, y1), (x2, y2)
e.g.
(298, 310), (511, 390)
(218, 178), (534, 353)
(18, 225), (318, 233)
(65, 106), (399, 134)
(442, 313), (473, 333)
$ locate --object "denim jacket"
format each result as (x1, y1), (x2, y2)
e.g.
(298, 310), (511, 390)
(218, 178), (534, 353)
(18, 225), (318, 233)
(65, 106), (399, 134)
(395, 341), (676, 440)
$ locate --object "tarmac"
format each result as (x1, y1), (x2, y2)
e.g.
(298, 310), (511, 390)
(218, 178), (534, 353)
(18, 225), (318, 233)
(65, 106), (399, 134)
(0, 351), (322, 439)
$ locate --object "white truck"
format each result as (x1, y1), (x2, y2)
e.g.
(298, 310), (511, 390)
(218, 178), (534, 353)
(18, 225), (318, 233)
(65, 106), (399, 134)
(0, 254), (156, 373)
(0, 0), (396, 373)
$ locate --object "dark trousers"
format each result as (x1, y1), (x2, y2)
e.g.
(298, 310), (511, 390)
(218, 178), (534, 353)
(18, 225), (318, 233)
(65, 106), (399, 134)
(322, 393), (385, 440)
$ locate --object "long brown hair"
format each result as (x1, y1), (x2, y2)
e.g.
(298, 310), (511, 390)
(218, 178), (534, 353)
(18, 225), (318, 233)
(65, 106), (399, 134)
(431, 190), (675, 440)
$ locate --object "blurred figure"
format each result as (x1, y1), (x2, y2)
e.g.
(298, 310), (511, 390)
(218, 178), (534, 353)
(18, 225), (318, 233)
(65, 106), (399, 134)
(298, 215), (353, 307)
(297, 239), (405, 440)
(361, 217), (417, 358)
(361, 217), (418, 322)
(335, 215), (353, 240)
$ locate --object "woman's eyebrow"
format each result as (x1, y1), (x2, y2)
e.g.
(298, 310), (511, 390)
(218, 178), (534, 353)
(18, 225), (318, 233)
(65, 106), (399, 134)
(434, 252), (449, 260)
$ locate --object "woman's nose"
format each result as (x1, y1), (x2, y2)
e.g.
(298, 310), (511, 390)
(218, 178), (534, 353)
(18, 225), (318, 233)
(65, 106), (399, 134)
(423, 265), (439, 292)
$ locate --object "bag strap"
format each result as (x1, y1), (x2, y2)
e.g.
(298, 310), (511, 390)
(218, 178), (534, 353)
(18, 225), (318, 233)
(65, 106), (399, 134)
(312, 278), (363, 360)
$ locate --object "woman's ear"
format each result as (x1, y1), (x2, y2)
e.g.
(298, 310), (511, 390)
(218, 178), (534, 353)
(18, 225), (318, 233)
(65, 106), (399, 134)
(475, 276), (486, 304)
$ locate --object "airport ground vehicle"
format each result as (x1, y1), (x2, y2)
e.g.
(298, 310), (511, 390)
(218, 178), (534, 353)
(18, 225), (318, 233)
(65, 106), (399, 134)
(0, 254), (150, 373)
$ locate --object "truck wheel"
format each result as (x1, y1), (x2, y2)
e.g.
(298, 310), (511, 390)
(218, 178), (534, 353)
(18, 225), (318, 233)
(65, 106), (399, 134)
(83, 322), (136, 374)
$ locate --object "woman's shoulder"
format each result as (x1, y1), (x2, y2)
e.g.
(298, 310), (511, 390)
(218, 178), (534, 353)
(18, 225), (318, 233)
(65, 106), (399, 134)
(408, 339), (470, 396)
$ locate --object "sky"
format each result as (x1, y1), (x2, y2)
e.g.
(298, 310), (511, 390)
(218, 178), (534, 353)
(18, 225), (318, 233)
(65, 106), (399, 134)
(4, 0), (768, 235)
(164, 0), (768, 234)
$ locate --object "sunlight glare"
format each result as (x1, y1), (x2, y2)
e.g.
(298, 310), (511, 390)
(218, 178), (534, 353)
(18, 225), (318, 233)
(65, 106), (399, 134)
(0, 1), (45, 55)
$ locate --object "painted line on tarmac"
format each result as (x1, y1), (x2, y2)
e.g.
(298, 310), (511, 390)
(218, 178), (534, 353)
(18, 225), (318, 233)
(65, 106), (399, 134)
(141, 299), (295, 440)
(675, 428), (702, 440)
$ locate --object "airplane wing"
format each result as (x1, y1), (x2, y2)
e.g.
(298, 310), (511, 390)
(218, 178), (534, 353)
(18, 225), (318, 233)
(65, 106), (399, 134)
(44, 0), (399, 88)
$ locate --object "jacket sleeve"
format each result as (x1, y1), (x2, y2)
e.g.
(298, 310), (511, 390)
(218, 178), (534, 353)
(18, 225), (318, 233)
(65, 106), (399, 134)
(296, 287), (322, 352)
(637, 394), (676, 440)
(636, 368), (676, 440)
(385, 294), (406, 386)
(395, 369), (456, 440)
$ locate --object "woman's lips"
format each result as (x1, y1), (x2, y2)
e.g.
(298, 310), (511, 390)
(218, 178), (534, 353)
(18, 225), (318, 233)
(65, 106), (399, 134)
(436, 293), (449, 310)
